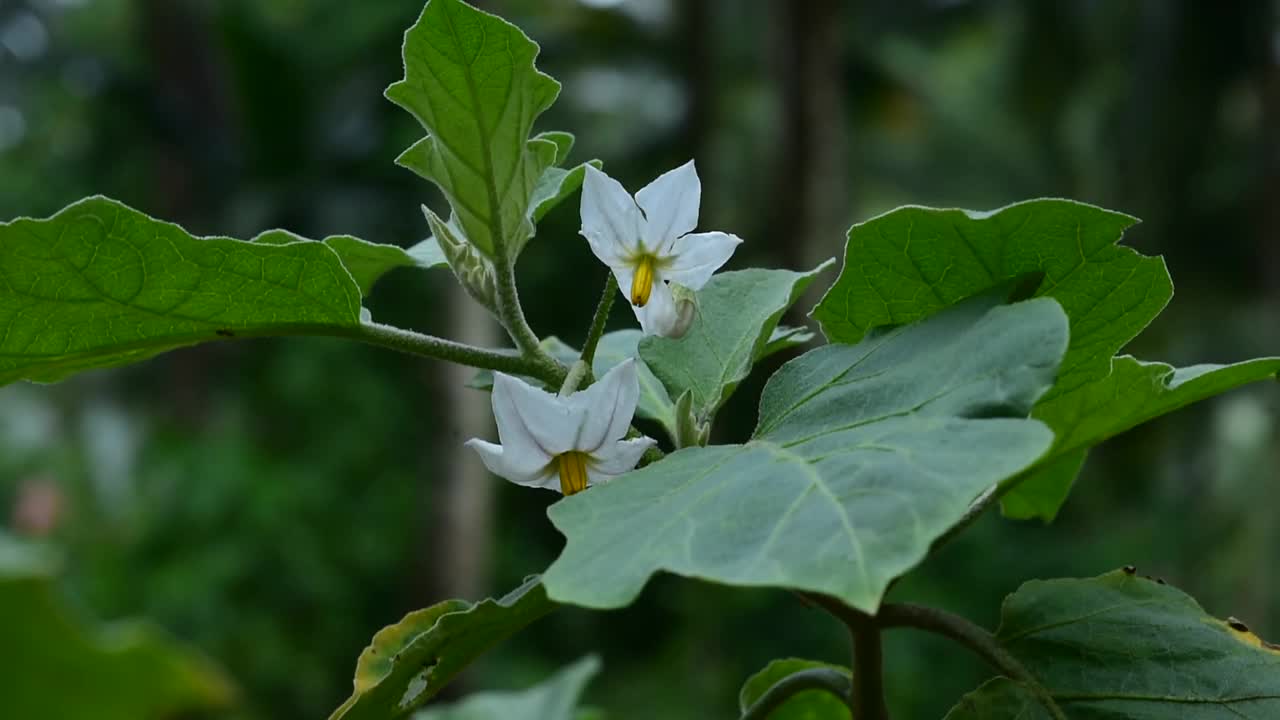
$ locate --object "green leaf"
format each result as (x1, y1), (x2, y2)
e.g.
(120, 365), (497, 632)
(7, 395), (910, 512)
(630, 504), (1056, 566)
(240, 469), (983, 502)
(738, 659), (851, 720)
(811, 199), (1280, 520)
(322, 236), (445, 295)
(543, 294), (1068, 612)
(0, 536), (234, 720)
(413, 656), (600, 720)
(947, 569), (1280, 719)
(330, 577), (556, 720)
(0, 196), (364, 386)
(532, 160), (599, 223)
(387, 0), (561, 258)
(944, 678), (1051, 720)
(408, 238), (448, 269)
(763, 324), (816, 357)
(593, 329), (678, 440)
(639, 263), (833, 427)
(253, 230), (447, 296)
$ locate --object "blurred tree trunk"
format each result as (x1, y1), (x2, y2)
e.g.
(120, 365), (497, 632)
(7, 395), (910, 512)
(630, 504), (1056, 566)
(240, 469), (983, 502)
(424, 293), (498, 604)
(418, 0), (498, 609)
(772, 0), (849, 277)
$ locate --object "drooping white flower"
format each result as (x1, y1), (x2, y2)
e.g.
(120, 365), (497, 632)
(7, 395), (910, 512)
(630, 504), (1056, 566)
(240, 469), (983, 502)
(580, 162), (742, 336)
(465, 359), (656, 495)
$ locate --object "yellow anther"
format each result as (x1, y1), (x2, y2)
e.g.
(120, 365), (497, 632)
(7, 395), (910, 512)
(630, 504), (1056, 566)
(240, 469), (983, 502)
(556, 451), (590, 495)
(630, 255), (656, 307)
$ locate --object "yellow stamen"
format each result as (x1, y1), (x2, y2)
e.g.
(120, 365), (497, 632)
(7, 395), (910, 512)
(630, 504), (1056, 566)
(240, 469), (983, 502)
(556, 451), (590, 495)
(630, 255), (656, 307)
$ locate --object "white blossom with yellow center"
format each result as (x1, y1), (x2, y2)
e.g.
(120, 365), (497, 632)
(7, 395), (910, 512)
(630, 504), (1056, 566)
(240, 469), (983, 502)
(465, 359), (656, 495)
(580, 162), (742, 336)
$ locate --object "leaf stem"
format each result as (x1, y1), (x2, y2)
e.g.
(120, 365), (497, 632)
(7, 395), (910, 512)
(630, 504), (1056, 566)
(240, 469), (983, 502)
(492, 250), (565, 385)
(876, 603), (1065, 720)
(347, 321), (559, 384)
(580, 273), (618, 369)
(738, 668), (852, 720)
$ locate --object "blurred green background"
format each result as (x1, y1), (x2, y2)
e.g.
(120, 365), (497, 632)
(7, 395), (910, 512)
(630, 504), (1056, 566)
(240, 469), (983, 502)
(1, 0), (1278, 718)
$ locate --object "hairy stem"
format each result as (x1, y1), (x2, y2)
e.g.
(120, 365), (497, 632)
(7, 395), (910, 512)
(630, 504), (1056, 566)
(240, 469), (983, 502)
(559, 360), (590, 396)
(738, 668), (852, 720)
(344, 322), (559, 383)
(491, 252), (566, 384)
(877, 603), (1064, 720)
(581, 273), (618, 369)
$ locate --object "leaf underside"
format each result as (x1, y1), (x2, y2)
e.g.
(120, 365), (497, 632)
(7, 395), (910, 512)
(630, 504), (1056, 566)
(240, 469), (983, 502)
(414, 656), (600, 720)
(811, 199), (1280, 520)
(544, 293), (1068, 612)
(329, 577), (555, 720)
(388, 0), (579, 259)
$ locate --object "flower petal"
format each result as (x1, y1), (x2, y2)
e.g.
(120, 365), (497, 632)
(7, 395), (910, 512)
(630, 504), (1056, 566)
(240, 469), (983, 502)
(587, 437), (658, 485)
(636, 160), (700, 254)
(569, 358), (640, 451)
(581, 165), (643, 265)
(630, 278), (677, 336)
(493, 372), (579, 456)
(662, 231), (742, 290)
(465, 438), (556, 489)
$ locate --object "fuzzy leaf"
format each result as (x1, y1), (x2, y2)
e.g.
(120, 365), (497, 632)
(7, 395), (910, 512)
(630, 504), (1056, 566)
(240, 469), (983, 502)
(330, 577), (556, 720)
(640, 263), (833, 426)
(811, 200), (1279, 520)
(387, 0), (562, 258)
(544, 294), (1067, 612)
(946, 570), (1280, 718)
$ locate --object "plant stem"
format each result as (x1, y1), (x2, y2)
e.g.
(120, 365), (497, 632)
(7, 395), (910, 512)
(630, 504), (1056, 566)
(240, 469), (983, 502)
(876, 603), (1065, 720)
(347, 321), (558, 384)
(581, 273), (618, 369)
(559, 360), (589, 396)
(738, 668), (852, 720)
(800, 593), (886, 718)
(851, 621), (888, 719)
(492, 249), (561, 376)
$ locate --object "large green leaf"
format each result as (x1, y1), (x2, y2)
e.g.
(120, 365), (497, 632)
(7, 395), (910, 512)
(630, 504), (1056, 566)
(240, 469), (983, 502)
(414, 656), (600, 720)
(811, 199), (1279, 520)
(387, 0), (561, 259)
(254, 231), (446, 295)
(0, 196), (367, 386)
(543, 294), (1068, 612)
(330, 577), (556, 720)
(0, 537), (234, 720)
(738, 659), (851, 720)
(946, 569), (1280, 719)
(639, 263), (833, 427)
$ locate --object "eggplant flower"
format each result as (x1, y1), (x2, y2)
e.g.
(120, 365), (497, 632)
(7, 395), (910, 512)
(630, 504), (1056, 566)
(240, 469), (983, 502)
(580, 162), (742, 336)
(465, 359), (656, 495)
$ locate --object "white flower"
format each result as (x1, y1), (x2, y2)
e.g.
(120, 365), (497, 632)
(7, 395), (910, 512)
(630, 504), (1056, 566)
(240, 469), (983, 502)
(580, 161), (742, 336)
(465, 359), (656, 495)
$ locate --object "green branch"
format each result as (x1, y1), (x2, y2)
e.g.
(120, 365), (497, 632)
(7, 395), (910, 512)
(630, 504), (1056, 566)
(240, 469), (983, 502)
(876, 603), (1065, 720)
(581, 272), (618, 369)
(345, 322), (559, 384)
(738, 668), (852, 720)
